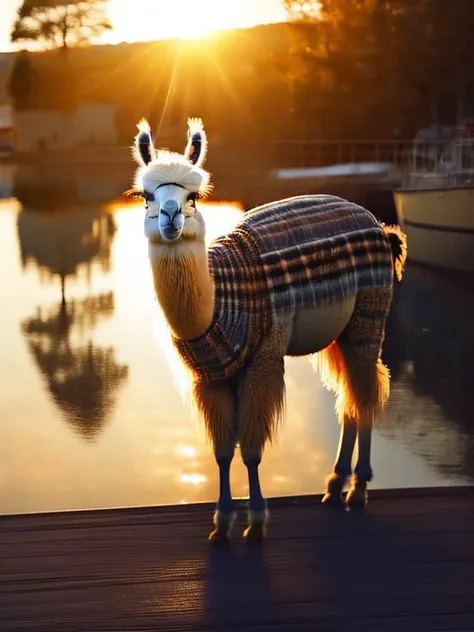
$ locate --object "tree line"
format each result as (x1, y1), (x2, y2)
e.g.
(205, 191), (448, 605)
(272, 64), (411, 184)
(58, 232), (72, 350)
(11, 0), (111, 50)
(284, 0), (474, 138)
(8, 0), (474, 144)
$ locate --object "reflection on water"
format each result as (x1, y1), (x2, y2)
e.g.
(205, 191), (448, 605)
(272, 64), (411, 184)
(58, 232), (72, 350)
(21, 295), (128, 441)
(381, 268), (474, 480)
(16, 200), (128, 441)
(0, 165), (473, 515)
(18, 208), (116, 300)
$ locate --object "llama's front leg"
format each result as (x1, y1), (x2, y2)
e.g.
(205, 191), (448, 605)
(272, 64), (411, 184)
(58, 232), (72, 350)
(238, 327), (286, 541)
(192, 379), (237, 544)
(210, 439), (237, 544)
(346, 419), (373, 509)
(241, 446), (269, 541)
(322, 415), (357, 507)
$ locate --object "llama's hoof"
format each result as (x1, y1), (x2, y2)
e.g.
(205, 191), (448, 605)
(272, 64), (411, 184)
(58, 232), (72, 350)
(243, 522), (266, 541)
(345, 485), (368, 509)
(209, 510), (235, 544)
(212, 509), (236, 532)
(244, 507), (269, 541)
(208, 528), (230, 545)
(321, 473), (345, 508)
(321, 491), (345, 507)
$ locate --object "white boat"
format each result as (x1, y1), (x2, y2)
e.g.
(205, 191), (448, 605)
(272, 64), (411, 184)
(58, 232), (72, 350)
(272, 161), (401, 189)
(393, 136), (474, 272)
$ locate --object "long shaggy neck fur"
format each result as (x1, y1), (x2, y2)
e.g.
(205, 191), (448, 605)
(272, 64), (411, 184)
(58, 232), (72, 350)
(150, 243), (214, 341)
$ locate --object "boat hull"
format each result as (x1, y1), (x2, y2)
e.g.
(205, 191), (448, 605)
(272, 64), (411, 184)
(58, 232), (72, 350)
(393, 186), (474, 272)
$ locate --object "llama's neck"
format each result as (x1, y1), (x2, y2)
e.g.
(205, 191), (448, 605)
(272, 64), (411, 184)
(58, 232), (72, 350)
(149, 241), (214, 340)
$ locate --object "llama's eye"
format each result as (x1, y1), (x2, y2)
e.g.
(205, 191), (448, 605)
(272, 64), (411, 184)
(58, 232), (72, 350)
(187, 192), (198, 206)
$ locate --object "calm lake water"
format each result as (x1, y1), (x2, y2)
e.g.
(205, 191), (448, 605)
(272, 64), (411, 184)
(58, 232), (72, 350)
(1, 162), (473, 515)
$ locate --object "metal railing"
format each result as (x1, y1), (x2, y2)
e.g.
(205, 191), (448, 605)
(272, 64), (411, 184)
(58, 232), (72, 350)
(274, 139), (415, 169)
(404, 139), (474, 188)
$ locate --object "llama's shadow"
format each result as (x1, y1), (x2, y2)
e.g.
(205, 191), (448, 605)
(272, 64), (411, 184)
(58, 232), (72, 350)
(204, 528), (285, 627)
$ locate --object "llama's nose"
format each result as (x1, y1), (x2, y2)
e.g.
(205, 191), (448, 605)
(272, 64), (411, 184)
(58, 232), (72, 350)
(159, 199), (184, 241)
(161, 199), (180, 219)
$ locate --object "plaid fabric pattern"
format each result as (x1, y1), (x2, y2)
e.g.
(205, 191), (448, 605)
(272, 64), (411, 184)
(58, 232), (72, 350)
(172, 227), (274, 382)
(245, 195), (394, 313)
(173, 195), (394, 383)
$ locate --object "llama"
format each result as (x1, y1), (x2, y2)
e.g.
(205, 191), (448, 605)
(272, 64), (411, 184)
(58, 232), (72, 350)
(128, 117), (407, 543)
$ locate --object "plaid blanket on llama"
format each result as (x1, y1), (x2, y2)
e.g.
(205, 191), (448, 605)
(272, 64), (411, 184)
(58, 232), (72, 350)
(173, 195), (394, 382)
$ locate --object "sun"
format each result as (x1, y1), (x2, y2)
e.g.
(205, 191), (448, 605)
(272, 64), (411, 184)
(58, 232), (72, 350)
(107, 0), (265, 44)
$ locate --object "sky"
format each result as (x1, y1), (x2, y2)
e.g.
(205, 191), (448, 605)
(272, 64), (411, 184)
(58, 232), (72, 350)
(0, 0), (287, 52)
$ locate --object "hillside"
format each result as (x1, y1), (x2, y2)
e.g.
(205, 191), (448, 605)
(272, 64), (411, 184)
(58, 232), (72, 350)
(9, 23), (294, 154)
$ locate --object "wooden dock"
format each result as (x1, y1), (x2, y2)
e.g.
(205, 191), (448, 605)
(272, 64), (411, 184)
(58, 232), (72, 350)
(1, 487), (474, 632)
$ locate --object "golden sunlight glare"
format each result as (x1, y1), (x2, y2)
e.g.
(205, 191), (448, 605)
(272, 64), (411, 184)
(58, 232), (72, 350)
(200, 201), (244, 244)
(179, 473), (207, 485)
(109, 0), (264, 42)
(175, 444), (197, 458)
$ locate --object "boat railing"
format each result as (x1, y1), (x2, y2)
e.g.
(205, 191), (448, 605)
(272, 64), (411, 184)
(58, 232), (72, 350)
(274, 139), (414, 169)
(404, 139), (474, 188)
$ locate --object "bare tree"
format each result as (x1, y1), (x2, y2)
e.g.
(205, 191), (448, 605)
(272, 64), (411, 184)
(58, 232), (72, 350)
(11, 0), (112, 50)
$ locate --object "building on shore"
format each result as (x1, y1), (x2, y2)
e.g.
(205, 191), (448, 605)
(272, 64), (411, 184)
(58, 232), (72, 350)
(0, 53), (15, 154)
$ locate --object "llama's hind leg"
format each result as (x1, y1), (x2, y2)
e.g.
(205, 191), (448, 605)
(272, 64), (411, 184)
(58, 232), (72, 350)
(318, 287), (392, 509)
(338, 287), (392, 509)
(238, 328), (286, 541)
(322, 414), (357, 507)
(315, 342), (357, 506)
(193, 379), (237, 543)
(346, 417), (373, 508)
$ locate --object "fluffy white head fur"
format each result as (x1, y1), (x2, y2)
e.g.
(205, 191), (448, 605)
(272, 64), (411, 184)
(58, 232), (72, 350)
(133, 118), (212, 197)
(137, 152), (212, 197)
(133, 118), (211, 245)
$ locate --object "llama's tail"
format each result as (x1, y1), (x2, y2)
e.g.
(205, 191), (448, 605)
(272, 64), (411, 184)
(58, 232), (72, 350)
(382, 224), (407, 282)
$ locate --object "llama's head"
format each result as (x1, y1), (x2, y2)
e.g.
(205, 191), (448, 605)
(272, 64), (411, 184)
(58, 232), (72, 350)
(129, 118), (212, 244)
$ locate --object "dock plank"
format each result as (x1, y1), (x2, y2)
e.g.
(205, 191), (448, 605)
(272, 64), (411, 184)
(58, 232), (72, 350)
(1, 487), (474, 632)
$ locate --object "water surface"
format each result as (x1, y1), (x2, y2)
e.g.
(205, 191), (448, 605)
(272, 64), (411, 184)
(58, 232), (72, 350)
(1, 165), (473, 515)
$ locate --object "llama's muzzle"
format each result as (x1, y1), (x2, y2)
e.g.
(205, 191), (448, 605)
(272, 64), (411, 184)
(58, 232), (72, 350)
(159, 199), (184, 241)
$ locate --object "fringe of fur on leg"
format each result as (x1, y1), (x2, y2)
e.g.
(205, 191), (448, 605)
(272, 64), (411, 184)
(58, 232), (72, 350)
(238, 327), (286, 454)
(314, 287), (392, 426)
(192, 379), (237, 446)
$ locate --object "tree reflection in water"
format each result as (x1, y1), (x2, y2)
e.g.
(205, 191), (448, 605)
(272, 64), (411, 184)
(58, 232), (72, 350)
(17, 208), (116, 304)
(17, 204), (128, 441)
(22, 293), (128, 441)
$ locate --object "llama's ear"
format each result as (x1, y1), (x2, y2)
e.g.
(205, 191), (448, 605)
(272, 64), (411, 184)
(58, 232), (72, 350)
(184, 117), (207, 167)
(134, 118), (155, 166)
